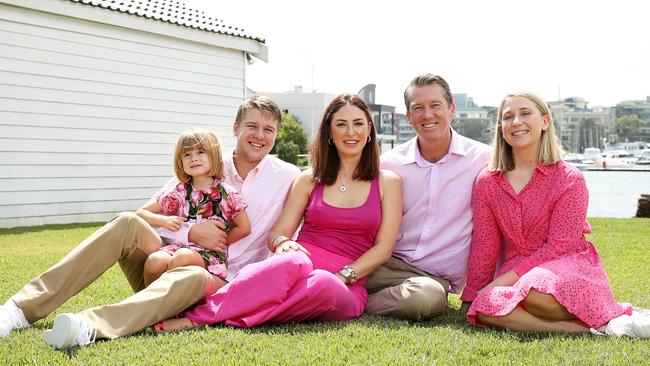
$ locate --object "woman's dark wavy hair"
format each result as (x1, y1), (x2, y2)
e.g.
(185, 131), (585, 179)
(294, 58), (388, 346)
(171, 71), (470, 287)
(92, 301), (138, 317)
(309, 93), (379, 184)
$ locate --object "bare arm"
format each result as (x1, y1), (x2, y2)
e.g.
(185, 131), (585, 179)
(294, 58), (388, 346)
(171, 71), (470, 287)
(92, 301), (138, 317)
(339, 170), (402, 281)
(137, 199), (225, 251)
(267, 171), (314, 254)
(136, 200), (184, 231)
(226, 210), (251, 244)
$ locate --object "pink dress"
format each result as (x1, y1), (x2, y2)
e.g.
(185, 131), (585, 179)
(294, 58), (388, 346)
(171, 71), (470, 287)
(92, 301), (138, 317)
(153, 179), (247, 280)
(461, 162), (632, 328)
(184, 177), (382, 327)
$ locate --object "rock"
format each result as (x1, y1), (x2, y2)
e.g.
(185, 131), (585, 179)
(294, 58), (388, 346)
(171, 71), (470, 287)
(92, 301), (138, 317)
(636, 194), (650, 218)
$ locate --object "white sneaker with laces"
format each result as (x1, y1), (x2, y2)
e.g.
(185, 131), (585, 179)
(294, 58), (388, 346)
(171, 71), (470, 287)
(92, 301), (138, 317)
(42, 313), (97, 349)
(605, 308), (650, 339)
(0, 300), (29, 338)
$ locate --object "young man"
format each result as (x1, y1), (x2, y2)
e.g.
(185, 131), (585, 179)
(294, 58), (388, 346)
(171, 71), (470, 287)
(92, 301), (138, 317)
(0, 96), (300, 349)
(365, 74), (490, 320)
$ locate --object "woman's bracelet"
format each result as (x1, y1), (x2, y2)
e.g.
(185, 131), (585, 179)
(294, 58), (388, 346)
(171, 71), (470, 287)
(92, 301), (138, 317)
(270, 235), (291, 250)
(337, 265), (358, 284)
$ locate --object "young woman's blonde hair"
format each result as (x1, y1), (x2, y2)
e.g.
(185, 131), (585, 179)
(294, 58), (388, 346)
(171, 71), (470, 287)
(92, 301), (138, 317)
(173, 129), (224, 184)
(489, 91), (562, 172)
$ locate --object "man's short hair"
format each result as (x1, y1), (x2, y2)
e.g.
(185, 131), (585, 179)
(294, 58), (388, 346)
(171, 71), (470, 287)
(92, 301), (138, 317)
(235, 96), (283, 129)
(403, 73), (453, 111)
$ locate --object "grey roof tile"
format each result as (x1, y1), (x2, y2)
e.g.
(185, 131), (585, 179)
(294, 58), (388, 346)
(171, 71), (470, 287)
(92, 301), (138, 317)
(69, 0), (264, 43)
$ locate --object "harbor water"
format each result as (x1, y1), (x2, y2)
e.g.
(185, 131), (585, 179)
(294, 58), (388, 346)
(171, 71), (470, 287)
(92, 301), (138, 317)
(583, 170), (650, 218)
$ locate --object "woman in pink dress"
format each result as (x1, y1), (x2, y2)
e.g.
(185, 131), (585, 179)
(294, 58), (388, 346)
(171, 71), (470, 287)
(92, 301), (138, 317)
(460, 91), (650, 338)
(156, 93), (402, 331)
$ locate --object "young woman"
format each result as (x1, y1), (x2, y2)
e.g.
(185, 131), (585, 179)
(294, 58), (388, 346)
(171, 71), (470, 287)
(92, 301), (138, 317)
(156, 94), (402, 331)
(460, 91), (650, 338)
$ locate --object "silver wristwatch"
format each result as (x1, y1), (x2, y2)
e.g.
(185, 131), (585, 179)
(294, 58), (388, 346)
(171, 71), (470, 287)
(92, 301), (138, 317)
(338, 265), (358, 284)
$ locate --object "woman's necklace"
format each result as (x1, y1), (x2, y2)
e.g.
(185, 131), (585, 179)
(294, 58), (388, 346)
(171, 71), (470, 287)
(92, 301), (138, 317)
(338, 176), (349, 193)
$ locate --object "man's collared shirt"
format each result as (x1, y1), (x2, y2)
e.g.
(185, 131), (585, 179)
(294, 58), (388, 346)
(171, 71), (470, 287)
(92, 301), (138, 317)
(380, 129), (490, 292)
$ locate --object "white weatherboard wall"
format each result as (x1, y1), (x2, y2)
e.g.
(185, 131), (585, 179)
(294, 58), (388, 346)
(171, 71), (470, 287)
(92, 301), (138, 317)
(0, 2), (246, 227)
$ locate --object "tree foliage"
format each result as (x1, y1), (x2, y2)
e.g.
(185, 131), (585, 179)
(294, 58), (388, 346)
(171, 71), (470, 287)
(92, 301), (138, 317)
(279, 113), (308, 153)
(277, 140), (300, 165)
(616, 114), (647, 140)
(451, 119), (494, 144)
(275, 113), (308, 166)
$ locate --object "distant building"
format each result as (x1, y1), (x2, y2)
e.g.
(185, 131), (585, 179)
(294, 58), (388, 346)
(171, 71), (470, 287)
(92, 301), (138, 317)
(454, 94), (489, 119)
(451, 94), (494, 144)
(616, 97), (650, 122)
(358, 84), (397, 151)
(395, 113), (415, 143)
(615, 97), (650, 142)
(549, 97), (615, 152)
(257, 86), (336, 139)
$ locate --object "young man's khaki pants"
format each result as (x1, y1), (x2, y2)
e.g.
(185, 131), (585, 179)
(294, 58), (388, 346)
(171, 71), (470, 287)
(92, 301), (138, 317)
(365, 256), (449, 320)
(11, 212), (207, 339)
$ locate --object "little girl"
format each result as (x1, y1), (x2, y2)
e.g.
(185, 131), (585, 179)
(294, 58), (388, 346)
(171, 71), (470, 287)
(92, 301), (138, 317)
(136, 129), (250, 286)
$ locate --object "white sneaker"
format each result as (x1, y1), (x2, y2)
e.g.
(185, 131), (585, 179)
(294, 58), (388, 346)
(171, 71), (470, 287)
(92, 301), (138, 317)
(632, 307), (650, 316)
(631, 308), (650, 338)
(42, 313), (97, 349)
(605, 308), (650, 339)
(0, 300), (29, 338)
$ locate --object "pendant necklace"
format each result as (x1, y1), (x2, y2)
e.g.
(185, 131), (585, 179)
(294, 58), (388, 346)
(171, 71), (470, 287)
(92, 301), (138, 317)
(338, 176), (349, 193)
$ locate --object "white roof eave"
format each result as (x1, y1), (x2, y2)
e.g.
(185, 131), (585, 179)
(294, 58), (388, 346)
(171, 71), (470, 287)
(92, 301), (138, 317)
(1, 0), (268, 61)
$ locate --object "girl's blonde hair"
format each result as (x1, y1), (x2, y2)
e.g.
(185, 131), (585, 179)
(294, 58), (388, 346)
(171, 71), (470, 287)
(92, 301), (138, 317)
(173, 129), (224, 184)
(489, 91), (562, 171)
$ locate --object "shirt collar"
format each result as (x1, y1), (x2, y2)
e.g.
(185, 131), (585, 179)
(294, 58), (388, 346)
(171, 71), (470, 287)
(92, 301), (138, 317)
(447, 128), (468, 157)
(535, 162), (555, 176)
(491, 162), (556, 178)
(227, 151), (271, 180)
(404, 127), (467, 167)
(251, 154), (271, 177)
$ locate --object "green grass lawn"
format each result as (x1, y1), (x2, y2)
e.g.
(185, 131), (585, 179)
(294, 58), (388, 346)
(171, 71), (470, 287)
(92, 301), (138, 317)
(1, 218), (649, 365)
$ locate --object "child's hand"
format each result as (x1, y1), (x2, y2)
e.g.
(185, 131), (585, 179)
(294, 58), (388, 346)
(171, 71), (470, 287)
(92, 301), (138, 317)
(162, 216), (185, 231)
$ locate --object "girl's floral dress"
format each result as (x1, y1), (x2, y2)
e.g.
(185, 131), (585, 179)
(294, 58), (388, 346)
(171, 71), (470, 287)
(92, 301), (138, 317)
(153, 179), (247, 280)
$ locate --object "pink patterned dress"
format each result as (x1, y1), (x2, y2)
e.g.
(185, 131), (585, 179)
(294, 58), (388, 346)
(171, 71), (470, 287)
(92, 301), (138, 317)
(184, 177), (382, 327)
(461, 161), (632, 328)
(153, 179), (247, 280)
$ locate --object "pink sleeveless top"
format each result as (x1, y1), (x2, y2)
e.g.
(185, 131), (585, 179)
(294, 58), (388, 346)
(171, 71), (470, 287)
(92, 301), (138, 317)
(296, 176), (382, 260)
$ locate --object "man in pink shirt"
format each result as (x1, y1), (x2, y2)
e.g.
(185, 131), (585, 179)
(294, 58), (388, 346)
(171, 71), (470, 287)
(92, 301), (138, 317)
(0, 96), (300, 348)
(365, 74), (490, 320)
